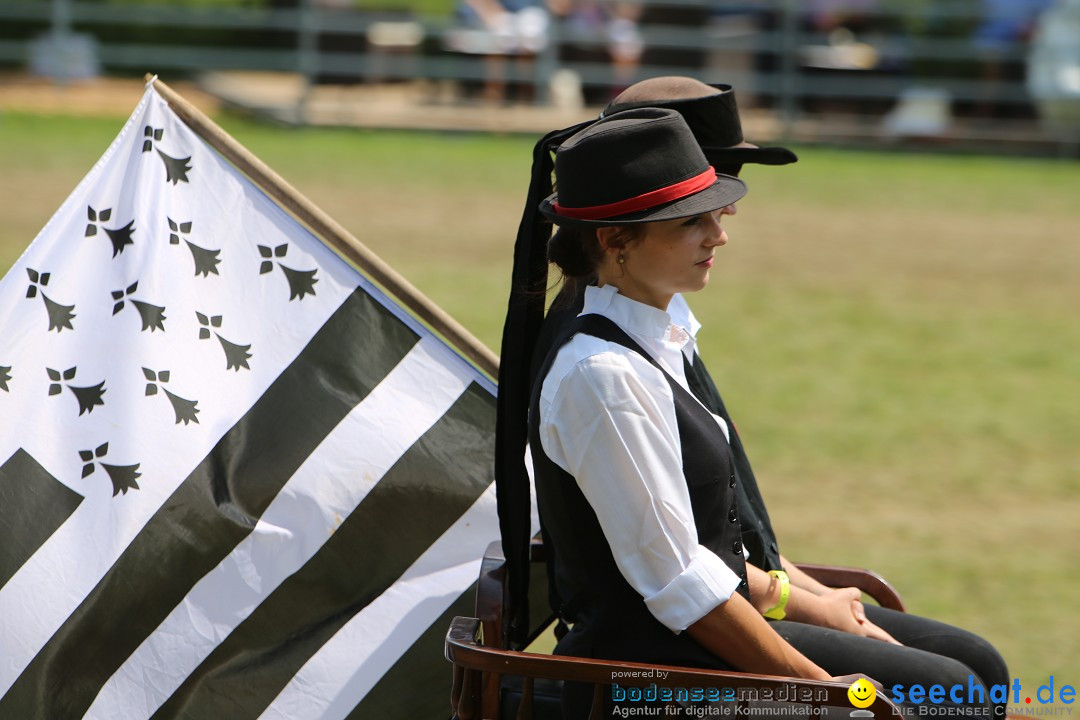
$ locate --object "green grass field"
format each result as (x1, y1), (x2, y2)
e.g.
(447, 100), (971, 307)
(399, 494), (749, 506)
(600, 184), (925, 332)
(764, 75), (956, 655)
(2, 110), (1078, 695)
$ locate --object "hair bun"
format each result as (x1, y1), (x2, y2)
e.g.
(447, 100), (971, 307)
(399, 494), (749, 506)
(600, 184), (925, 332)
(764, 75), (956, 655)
(547, 227), (599, 279)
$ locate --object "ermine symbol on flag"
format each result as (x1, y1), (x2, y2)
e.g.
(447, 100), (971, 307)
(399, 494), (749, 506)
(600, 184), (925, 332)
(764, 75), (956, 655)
(142, 124), (192, 184)
(25, 267), (75, 331)
(168, 217), (222, 277)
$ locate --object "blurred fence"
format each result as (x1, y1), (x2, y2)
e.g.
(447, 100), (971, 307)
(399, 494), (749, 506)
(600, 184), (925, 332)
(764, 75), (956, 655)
(2, 0), (1078, 143)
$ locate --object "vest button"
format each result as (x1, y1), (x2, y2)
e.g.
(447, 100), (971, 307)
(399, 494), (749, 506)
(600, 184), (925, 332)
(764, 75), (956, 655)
(729, 473), (736, 487)
(732, 540), (742, 555)
(729, 507), (738, 523)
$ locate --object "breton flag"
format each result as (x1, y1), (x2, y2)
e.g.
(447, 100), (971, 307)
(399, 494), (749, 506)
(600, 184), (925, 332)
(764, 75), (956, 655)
(0, 79), (499, 719)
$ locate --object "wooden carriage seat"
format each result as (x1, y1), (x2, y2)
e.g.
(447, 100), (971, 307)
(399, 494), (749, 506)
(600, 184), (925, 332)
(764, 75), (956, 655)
(445, 539), (907, 720)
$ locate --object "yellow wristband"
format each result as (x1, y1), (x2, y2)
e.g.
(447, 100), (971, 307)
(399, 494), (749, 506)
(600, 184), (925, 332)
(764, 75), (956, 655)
(763, 570), (790, 620)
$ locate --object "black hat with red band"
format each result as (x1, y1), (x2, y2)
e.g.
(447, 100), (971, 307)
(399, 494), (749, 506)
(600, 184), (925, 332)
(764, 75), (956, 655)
(539, 108), (748, 228)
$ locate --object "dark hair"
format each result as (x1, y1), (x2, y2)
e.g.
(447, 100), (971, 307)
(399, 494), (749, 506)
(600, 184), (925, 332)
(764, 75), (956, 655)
(547, 225), (601, 279)
(547, 223), (644, 307)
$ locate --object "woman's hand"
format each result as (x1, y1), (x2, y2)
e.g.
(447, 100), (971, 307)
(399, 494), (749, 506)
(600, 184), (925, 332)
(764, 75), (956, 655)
(849, 597), (902, 644)
(812, 587), (864, 632)
(855, 615), (901, 645)
(814, 588), (901, 644)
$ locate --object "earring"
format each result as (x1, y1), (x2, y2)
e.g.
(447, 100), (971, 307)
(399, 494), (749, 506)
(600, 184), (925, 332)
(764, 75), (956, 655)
(616, 253), (626, 264)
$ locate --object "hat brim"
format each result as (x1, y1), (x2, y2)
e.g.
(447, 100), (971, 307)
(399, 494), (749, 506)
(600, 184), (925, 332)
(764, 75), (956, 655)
(539, 173), (747, 228)
(703, 144), (798, 167)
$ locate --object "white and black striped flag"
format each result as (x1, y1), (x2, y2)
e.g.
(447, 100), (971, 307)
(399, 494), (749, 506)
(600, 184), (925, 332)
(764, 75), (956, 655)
(0, 81), (499, 718)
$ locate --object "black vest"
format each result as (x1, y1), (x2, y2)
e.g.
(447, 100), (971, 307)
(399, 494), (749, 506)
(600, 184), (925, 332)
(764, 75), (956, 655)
(532, 296), (782, 574)
(530, 314), (748, 662)
(682, 353), (782, 572)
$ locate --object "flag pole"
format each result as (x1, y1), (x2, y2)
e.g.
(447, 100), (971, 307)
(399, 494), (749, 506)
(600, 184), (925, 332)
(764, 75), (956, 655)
(145, 74), (500, 380)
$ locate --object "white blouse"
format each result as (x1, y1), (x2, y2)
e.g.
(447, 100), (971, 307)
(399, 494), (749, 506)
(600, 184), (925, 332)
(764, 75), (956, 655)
(536, 284), (742, 634)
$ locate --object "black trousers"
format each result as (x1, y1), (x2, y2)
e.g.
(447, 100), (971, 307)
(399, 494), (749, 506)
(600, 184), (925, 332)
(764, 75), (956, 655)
(561, 607), (1008, 719)
(772, 605), (1010, 717)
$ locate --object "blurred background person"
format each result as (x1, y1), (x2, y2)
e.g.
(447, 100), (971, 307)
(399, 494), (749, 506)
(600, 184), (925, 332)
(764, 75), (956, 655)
(547, 0), (643, 103)
(447, 0), (551, 103)
(973, 0), (1055, 118)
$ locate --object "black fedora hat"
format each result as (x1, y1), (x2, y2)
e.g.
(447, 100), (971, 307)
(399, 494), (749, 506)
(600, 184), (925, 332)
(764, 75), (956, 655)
(539, 108), (747, 227)
(604, 78), (797, 169)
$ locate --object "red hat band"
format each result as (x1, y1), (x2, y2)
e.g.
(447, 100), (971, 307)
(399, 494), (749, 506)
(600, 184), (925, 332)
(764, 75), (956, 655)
(551, 167), (718, 221)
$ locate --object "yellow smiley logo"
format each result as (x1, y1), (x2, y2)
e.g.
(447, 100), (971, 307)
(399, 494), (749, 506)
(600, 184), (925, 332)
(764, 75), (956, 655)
(848, 678), (876, 709)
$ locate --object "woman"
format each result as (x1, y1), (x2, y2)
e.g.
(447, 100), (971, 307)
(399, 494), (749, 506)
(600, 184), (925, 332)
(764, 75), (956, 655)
(516, 107), (1004, 718)
(526, 107), (837, 716)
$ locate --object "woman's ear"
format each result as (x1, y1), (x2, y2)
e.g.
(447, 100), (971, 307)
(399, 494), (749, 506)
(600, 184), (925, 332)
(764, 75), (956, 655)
(595, 226), (620, 255)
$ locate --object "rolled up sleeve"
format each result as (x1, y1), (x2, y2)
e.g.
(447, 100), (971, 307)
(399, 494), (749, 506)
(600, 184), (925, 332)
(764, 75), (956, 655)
(539, 349), (742, 633)
(644, 545), (742, 631)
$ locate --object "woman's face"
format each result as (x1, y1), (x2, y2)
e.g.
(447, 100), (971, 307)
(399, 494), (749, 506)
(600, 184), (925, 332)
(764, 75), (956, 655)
(599, 204), (735, 310)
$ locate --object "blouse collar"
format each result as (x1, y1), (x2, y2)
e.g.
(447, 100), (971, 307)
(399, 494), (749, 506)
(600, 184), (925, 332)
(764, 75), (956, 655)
(582, 285), (692, 351)
(667, 293), (702, 340)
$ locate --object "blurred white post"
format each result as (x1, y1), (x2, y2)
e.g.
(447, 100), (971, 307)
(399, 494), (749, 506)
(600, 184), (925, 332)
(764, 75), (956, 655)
(50, 0), (72, 38)
(777, 0), (799, 140)
(49, 0), (72, 84)
(534, 16), (558, 105)
(296, 0), (319, 124)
